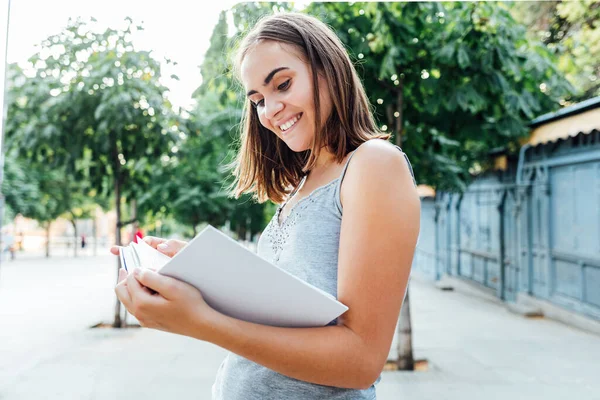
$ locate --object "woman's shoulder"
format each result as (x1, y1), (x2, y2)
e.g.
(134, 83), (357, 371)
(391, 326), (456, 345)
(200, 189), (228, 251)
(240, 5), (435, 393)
(350, 138), (408, 173)
(339, 138), (416, 207)
(344, 139), (414, 186)
(340, 139), (418, 212)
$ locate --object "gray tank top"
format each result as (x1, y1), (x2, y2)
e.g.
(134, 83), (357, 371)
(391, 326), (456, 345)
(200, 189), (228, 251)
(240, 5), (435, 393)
(212, 141), (414, 400)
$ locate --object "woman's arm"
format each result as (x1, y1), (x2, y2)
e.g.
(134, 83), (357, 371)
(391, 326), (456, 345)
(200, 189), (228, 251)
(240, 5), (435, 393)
(122, 140), (419, 390)
(203, 312), (376, 389)
(197, 140), (420, 389)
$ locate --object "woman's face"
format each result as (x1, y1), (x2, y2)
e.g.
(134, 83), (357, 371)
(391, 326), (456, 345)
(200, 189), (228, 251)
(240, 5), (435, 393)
(240, 40), (332, 152)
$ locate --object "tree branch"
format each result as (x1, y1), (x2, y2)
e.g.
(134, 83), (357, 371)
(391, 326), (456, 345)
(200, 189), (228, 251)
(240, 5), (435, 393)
(117, 218), (138, 228)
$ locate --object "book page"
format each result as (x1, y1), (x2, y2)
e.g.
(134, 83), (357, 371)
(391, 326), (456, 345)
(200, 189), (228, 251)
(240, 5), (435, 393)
(132, 239), (172, 271)
(119, 246), (139, 272)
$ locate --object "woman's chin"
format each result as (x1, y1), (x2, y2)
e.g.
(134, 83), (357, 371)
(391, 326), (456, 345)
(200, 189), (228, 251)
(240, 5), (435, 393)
(282, 134), (311, 153)
(286, 142), (311, 153)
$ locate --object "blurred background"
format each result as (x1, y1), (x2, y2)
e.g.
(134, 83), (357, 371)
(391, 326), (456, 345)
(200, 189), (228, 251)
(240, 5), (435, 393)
(0, 1), (599, 399)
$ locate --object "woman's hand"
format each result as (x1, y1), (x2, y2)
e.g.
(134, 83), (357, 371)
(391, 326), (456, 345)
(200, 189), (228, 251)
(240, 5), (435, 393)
(110, 236), (188, 258)
(114, 267), (220, 340)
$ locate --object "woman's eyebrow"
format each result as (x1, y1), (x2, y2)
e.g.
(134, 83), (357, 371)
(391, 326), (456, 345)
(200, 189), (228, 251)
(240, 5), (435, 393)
(246, 67), (290, 97)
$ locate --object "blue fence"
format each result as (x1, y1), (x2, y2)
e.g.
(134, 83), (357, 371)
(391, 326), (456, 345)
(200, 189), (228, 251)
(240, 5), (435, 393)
(413, 129), (600, 321)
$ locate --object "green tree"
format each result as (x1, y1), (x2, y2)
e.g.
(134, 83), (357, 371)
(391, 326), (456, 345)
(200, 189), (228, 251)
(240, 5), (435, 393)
(5, 18), (181, 327)
(170, 4), (288, 239)
(139, 109), (236, 237)
(137, 12), (237, 237)
(1, 150), (43, 226)
(511, 0), (600, 101)
(2, 154), (73, 257)
(3, 62), (92, 257)
(307, 2), (572, 191)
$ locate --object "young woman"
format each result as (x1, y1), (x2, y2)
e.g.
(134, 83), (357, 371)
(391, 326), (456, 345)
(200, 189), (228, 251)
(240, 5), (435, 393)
(113, 12), (420, 399)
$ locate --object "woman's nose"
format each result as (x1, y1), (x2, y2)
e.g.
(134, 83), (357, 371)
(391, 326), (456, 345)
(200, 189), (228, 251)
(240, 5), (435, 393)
(264, 98), (284, 120)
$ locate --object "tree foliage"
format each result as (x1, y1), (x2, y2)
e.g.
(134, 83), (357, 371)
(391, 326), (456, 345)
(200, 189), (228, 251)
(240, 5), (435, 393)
(5, 18), (182, 233)
(3, 63), (93, 256)
(307, 2), (571, 190)
(167, 3), (289, 238)
(511, 0), (600, 101)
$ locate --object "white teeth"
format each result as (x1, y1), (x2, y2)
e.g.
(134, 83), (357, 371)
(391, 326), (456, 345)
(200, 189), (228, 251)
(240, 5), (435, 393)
(279, 114), (301, 131)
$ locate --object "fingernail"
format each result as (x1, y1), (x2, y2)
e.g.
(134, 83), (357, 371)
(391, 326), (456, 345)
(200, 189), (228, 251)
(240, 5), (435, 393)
(134, 268), (141, 277)
(157, 243), (168, 250)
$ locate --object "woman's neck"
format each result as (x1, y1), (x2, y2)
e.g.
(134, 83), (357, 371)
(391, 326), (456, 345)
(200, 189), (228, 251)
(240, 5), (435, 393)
(312, 149), (336, 174)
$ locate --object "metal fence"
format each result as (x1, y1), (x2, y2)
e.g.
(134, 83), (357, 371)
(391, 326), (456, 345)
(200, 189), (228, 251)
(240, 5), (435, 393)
(412, 129), (600, 321)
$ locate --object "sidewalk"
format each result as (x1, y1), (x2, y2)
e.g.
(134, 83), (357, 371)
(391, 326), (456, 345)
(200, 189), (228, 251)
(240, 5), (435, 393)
(384, 274), (600, 399)
(1, 255), (599, 399)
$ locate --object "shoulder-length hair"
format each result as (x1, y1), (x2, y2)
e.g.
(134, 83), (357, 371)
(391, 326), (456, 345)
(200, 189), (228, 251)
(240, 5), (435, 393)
(231, 12), (389, 204)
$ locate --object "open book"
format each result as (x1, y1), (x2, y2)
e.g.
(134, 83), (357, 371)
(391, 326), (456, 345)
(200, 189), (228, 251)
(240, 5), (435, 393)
(119, 225), (348, 327)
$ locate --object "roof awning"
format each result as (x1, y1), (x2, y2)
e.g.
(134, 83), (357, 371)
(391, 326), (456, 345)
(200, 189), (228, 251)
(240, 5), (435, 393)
(528, 106), (600, 147)
(416, 184), (436, 198)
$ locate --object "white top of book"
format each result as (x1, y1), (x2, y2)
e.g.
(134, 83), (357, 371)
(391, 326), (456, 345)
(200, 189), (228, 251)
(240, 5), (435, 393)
(119, 225), (348, 327)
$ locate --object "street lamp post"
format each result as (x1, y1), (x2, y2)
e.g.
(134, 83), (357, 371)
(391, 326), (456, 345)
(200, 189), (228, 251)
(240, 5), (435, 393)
(0, 0), (12, 278)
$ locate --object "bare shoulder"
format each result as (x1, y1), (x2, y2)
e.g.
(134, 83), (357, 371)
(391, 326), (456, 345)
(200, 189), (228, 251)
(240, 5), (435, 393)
(341, 139), (416, 207)
(351, 139), (410, 173)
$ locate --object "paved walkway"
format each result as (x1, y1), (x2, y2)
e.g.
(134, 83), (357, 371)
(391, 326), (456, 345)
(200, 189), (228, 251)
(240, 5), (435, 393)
(1, 254), (599, 399)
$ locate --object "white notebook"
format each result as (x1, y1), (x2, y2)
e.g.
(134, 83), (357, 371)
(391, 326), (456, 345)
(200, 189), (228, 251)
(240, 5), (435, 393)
(119, 225), (348, 327)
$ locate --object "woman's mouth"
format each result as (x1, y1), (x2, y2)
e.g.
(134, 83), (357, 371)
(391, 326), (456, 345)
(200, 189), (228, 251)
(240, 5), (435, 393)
(279, 113), (303, 134)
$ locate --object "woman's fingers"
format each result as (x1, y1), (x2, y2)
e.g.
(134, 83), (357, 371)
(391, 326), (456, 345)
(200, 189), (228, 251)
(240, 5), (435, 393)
(156, 239), (188, 258)
(109, 236), (188, 258)
(110, 236), (166, 256)
(133, 268), (179, 299)
(127, 270), (158, 297)
(142, 236), (184, 257)
(143, 236), (168, 249)
(118, 268), (128, 284)
(115, 277), (132, 310)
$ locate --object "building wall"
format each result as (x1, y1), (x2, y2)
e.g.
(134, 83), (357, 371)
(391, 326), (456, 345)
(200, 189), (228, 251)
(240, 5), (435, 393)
(5, 208), (118, 251)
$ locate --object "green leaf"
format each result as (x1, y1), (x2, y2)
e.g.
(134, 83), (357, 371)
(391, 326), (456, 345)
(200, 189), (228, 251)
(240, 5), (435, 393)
(94, 103), (106, 120)
(457, 46), (471, 69)
(438, 44), (455, 63)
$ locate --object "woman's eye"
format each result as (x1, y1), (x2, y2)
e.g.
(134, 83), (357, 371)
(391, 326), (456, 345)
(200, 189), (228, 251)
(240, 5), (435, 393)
(278, 79), (291, 91)
(252, 80), (289, 108)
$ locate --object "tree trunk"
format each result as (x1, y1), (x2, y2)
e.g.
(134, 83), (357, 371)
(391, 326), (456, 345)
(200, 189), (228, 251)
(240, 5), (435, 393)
(191, 215), (200, 238)
(131, 199), (137, 241)
(45, 222), (51, 258)
(395, 79), (404, 148)
(396, 286), (415, 370)
(246, 216), (252, 241)
(392, 76), (413, 370)
(112, 143), (123, 328)
(0, 196), (4, 274)
(92, 211), (97, 257)
(71, 218), (78, 258)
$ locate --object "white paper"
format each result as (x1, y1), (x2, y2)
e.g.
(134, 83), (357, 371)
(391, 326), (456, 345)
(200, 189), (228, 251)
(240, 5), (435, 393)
(132, 240), (172, 270)
(119, 245), (139, 271)
(132, 225), (348, 328)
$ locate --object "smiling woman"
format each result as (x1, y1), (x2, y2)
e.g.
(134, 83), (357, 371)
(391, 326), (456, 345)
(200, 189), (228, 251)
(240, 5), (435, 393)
(113, 11), (420, 400)
(232, 13), (396, 204)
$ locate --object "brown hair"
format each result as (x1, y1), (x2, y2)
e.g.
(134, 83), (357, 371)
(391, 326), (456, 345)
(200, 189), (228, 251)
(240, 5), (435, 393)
(231, 12), (389, 204)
